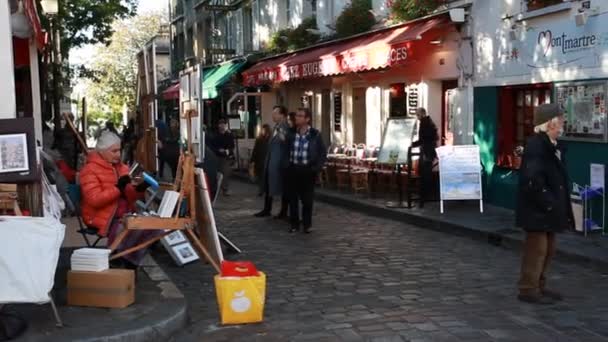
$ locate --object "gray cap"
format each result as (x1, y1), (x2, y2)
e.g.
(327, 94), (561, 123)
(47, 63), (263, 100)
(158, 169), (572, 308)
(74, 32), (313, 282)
(534, 103), (563, 126)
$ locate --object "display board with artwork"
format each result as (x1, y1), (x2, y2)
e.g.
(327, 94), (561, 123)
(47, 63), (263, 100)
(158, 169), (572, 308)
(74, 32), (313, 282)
(377, 117), (418, 164)
(0, 118), (38, 183)
(555, 81), (608, 142)
(436, 145), (483, 213)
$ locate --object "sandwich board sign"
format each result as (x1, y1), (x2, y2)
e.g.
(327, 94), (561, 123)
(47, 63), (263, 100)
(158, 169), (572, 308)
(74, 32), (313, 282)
(377, 117), (418, 164)
(436, 145), (483, 213)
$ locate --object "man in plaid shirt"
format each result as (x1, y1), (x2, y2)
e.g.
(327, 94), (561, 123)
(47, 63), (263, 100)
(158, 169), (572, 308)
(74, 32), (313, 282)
(286, 108), (327, 233)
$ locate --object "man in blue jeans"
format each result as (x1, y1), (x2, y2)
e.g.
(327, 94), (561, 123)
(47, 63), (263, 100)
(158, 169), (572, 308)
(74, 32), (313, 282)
(286, 108), (327, 234)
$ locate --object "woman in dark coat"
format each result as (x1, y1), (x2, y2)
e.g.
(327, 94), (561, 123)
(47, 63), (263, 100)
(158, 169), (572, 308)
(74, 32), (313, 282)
(516, 103), (574, 305)
(250, 124), (272, 195)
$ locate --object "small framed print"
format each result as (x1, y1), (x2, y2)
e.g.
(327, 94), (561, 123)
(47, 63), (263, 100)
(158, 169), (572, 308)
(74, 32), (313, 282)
(163, 231), (187, 246)
(172, 242), (199, 265)
(0, 133), (29, 173)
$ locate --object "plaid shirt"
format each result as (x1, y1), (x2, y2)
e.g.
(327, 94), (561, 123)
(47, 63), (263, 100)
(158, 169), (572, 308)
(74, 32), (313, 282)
(290, 127), (311, 166)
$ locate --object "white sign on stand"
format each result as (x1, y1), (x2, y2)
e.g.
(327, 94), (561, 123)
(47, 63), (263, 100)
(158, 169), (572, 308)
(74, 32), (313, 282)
(436, 145), (483, 214)
(590, 163), (605, 190)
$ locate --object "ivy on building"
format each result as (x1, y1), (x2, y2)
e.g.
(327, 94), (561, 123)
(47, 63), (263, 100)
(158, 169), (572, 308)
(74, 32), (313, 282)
(267, 17), (321, 54)
(335, 0), (376, 38)
(387, 0), (444, 23)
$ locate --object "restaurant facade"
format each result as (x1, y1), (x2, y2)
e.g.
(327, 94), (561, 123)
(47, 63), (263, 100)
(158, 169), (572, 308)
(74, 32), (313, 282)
(241, 10), (474, 152)
(473, 0), (608, 210)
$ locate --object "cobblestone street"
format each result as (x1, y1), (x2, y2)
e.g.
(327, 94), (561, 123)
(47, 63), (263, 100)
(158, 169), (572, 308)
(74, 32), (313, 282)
(155, 182), (608, 342)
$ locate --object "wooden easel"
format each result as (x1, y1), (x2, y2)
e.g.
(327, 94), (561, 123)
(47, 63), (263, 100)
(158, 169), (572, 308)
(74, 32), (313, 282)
(108, 109), (221, 273)
(0, 184), (22, 215)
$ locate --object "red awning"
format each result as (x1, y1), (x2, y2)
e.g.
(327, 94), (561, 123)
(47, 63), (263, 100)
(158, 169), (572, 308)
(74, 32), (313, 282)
(162, 83), (180, 100)
(23, 0), (46, 50)
(243, 16), (449, 87)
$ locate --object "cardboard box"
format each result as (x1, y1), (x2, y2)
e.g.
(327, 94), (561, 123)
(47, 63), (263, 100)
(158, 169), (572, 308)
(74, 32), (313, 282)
(67, 269), (135, 308)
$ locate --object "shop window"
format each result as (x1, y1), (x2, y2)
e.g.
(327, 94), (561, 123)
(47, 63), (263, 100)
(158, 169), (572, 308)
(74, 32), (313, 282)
(525, 0), (564, 12)
(498, 84), (552, 169)
(389, 83), (406, 117)
(333, 92), (342, 132)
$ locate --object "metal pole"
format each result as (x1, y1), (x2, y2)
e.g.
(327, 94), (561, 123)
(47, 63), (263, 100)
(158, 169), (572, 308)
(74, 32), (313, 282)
(51, 17), (62, 133)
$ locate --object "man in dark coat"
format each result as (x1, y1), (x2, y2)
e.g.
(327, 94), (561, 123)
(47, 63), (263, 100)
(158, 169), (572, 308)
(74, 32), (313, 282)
(516, 103), (574, 305)
(254, 106), (290, 217)
(209, 119), (235, 195)
(286, 108), (327, 234)
(412, 108), (439, 207)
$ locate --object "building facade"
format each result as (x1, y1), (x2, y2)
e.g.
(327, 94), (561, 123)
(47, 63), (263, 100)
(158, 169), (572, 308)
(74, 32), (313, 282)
(473, 0), (608, 210)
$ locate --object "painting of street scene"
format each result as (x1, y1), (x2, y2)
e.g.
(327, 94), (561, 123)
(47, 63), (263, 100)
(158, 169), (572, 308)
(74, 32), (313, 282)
(0, 134), (29, 173)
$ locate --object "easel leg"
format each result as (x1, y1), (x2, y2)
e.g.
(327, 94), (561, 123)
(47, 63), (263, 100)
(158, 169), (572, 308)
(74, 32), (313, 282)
(184, 229), (221, 273)
(108, 229), (130, 251)
(49, 293), (63, 327)
(110, 231), (172, 260)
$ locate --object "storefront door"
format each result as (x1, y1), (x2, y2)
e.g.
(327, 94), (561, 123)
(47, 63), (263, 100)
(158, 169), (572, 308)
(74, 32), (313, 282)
(353, 87), (367, 144)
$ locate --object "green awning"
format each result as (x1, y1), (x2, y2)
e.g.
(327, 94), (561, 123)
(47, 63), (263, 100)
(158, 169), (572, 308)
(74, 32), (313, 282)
(202, 61), (246, 99)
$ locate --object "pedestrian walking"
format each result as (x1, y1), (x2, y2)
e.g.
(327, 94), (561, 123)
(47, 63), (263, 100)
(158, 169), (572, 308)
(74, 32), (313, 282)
(158, 118), (181, 180)
(250, 124), (272, 196)
(287, 108), (327, 234)
(412, 107), (439, 208)
(254, 106), (290, 217)
(209, 119), (236, 196)
(516, 103), (573, 305)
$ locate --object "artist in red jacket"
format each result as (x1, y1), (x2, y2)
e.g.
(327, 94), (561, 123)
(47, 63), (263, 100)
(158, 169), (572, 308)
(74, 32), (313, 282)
(80, 131), (157, 268)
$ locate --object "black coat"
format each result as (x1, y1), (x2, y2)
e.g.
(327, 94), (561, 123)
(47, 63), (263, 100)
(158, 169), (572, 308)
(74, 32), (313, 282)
(250, 136), (269, 178)
(516, 132), (574, 233)
(413, 116), (439, 161)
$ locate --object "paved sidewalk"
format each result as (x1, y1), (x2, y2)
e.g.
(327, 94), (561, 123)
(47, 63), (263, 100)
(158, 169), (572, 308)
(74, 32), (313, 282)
(313, 187), (608, 270)
(8, 249), (186, 342)
(156, 181), (608, 342)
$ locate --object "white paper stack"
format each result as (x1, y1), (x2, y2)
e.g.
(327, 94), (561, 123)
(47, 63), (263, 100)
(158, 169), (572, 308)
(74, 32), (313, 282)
(70, 248), (111, 272)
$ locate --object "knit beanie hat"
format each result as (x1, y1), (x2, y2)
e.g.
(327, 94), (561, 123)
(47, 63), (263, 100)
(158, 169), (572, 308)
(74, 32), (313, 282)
(534, 103), (563, 126)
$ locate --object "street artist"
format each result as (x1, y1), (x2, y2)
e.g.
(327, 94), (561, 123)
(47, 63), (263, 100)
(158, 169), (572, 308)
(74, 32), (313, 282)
(80, 131), (162, 269)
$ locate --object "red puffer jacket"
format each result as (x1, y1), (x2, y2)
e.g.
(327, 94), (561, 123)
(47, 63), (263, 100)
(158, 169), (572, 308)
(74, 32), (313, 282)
(80, 152), (140, 236)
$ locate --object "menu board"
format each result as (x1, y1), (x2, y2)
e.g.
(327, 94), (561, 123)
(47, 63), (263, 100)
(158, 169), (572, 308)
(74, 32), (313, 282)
(377, 117), (418, 164)
(333, 92), (342, 132)
(436, 145), (482, 202)
(555, 81), (608, 142)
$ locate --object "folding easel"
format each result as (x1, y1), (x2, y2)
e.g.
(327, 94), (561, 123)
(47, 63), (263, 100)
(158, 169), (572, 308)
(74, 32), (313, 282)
(108, 109), (221, 273)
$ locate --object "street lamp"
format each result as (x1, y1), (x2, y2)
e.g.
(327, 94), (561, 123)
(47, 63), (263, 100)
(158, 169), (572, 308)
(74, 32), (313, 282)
(40, 0), (59, 16)
(41, 0), (61, 133)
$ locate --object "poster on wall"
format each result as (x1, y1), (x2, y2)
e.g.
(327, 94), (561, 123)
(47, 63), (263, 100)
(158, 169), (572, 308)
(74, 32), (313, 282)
(436, 145), (483, 213)
(555, 81), (608, 142)
(377, 117), (418, 164)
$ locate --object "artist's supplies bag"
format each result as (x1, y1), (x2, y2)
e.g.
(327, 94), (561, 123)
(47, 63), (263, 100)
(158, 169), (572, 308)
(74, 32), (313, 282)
(214, 272), (266, 325)
(220, 260), (259, 277)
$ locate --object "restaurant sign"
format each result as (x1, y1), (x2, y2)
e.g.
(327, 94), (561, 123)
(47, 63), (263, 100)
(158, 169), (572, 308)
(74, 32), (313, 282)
(244, 42), (413, 86)
(496, 12), (608, 77)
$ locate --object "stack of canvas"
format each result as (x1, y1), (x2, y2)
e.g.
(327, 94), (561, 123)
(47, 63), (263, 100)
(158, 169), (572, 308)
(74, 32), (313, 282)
(71, 248), (111, 272)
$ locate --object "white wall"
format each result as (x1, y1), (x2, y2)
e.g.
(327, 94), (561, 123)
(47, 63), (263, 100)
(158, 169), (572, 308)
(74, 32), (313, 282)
(474, 0), (608, 87)
(0, 1), (16, 119)
(316, 0), (347, 36)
